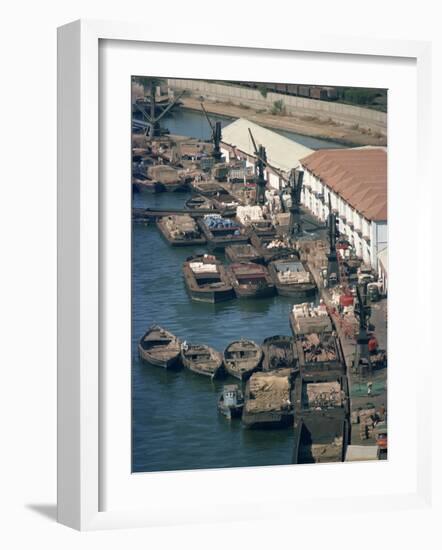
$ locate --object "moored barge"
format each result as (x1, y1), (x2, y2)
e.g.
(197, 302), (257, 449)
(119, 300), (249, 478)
(262, 335), (298, 372)
(290, 301), (333, 336)
(225, 243), (263, 264)
(156, 214), (206, 246)
(268, 255), (317, 298)
(138, 325), (181, 369)
(227, 263), (275, 299)
(249, 232), (297, 263)
(198, 214), (249, 252)
(242, 369), (295, 429)
(182, 254), (235, 303)
(223, 339), (263, 380)
(181, 343), (224, 379)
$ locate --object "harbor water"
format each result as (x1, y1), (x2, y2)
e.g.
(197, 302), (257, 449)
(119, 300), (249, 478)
(132, 109), (336, 473)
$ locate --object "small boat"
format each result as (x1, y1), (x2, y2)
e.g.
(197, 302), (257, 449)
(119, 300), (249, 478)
(249, 232), (297, 263)
(138, 325), (181, 369)
(198, 215), (249, 252)
(181, 343), (224, 379)
(182, 254), (235, 303)
(225, 243), (263, 264)
(262, 335), (298, 371)
(227, 263), (275, 299)
(218, 384), (244, 419)
(268, 255), (317, 298)
(223, 339), (263, 380)
(156, 215), (206, 246)
(185, 194), (216, 212)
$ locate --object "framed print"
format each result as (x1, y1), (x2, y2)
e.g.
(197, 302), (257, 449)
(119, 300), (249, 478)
(57, 19), (432, 530)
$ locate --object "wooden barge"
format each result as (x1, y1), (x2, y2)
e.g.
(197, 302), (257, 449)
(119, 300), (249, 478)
(189, 179), (226, 197)
(295, 331), (346, 380)
(268, 256), (317, 298)
(242, 369), (295, 429)
(226, 263), (275, 299)
(290, 302), (333, 336)
(262, 336), (298, 372)
(181, 343), (224, 379)
(147, 164), (188, 192)
(223, 339), (263, 381)
(138, 325), (181, 369)
(249, 232), (297, 263)
(225, 244), (263, 264)
(156, 215), (206, 246)
(198, 215), (249, 252)
(293, 415), (349, 464)
(182, 254), (235, 303)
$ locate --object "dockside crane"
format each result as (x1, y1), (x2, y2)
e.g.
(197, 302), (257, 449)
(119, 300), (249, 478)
(247, 128), (268, 205)
(135, 86), (185, 138)
(288, 168), (304, 236)
(353, 283), (373, 377)
(200, 103), (223, 164)
(326, 193), (340, 287)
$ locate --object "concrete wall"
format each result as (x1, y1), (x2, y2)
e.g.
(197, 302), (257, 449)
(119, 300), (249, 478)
(168, 78), (387, 135)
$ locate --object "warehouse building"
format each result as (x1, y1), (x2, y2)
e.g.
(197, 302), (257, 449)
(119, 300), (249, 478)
(299, 147), (387, 270)
(221, 118), (312, 190)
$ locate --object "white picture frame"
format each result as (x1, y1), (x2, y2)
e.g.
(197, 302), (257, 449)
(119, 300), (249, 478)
(57, 19), (432, 531)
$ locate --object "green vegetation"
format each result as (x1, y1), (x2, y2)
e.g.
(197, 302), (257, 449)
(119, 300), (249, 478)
(271, 99), (286, 115)
(258, 85), (268, 98)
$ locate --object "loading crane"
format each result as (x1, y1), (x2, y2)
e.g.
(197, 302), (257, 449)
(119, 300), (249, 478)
(135, 86), (185, 138)
(247, 128), (269, 206)
(353, 283), (373, 377)
(200, 103), (223, 164)
(326, 194), (340, 287)
(288, 168), (304, 236)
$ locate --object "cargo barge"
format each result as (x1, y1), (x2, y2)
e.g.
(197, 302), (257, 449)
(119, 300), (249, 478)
(268, 255), (317, 298)
(198, 214), (249, 252)
(156, 214), (206, 246)
(290, 301), (333, 336)
(182, 254), (235, 303)
(226, 262), (275, 299)
(225, 243), (263, 264)
(262, 335), (298, 372)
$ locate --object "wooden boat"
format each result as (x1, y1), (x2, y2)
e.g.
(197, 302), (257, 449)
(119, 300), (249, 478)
(218, 384), (244, 419)
(182, 254), (235, 303)
(225, 244), (263, 264)
(147, 164), (188, 192)
(156, 215), (206, 246)
(268, 255), (317, 298)
(138, 325), (181, 369)
(290, 302), (333, 336)
(227, 263), (275, 299)
(223, 339), (263, 380)
(262, 335), (298, 372)
(293, 416), (349, 464)
(242, 369), (294, 429)
(211, 191), (242, 213)
(249, 232), (297, 263)
(198, 215), (249, 252)
(184, 194), (216, 212)
(181, 343), (224, 379)
(189, 179), (225, 197)
(132, 174), (163, 194)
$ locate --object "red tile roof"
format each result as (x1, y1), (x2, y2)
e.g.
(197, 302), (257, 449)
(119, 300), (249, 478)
(300, 148), (387, 222)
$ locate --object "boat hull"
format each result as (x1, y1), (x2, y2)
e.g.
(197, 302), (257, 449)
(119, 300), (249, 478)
(218, 403), (243, 419)
(274, 283), (317, 298)
(156, 220), (206, 246)
(138, 347), (181, 369)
